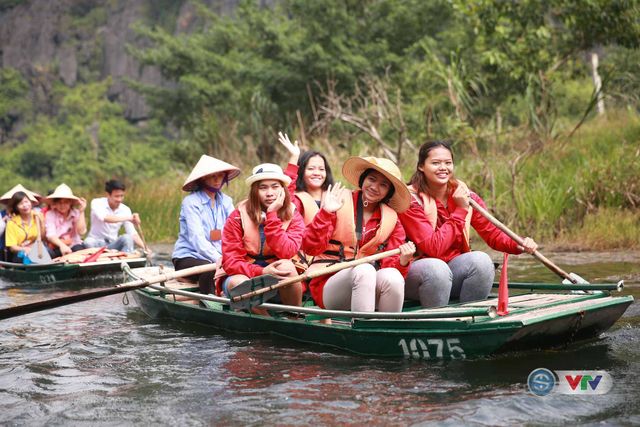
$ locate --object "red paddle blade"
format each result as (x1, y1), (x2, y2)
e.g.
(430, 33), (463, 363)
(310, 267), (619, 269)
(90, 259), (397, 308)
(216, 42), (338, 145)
(497, 253), (509, 316)
(82, 246), (107, 263)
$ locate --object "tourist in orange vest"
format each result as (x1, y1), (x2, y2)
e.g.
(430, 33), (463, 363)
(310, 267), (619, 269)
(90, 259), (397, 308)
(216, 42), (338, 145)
(302, 157), (416, 312)
(218, 163), (305, 311)
(398, 140), (538, 307)
(277, 132), (335, 225)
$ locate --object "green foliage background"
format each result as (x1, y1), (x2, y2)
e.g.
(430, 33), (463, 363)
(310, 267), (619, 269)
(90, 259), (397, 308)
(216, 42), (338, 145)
(1, 0), (639, 247)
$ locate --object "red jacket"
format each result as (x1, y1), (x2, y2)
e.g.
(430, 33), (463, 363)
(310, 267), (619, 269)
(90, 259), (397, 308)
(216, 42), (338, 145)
(221, 209), (305, 278)
(285, 163), (308, 215)
(398, 191), (521, 263)
(302, 191), (410, 308)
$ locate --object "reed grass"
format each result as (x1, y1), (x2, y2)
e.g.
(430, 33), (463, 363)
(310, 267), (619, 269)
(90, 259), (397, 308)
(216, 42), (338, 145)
(111, 110), (639, 250)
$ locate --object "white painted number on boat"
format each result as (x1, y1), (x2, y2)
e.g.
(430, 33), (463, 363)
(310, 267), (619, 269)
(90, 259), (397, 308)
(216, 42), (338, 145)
(398, 338), (466, 359)
(39, 274), (57, 284)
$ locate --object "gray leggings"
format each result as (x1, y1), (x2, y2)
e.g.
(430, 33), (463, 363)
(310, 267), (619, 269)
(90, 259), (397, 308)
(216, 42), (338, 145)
(405, 251), (495, 308)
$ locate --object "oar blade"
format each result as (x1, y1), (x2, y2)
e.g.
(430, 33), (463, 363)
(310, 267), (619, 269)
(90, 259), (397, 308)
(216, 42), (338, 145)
(28, 242), (52, 264)
(228, 275), (279, 310)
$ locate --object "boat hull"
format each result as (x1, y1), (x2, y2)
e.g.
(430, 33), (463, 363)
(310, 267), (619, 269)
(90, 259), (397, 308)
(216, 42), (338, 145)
(131, 288), (633, 359)
(0, 258), (147, 285)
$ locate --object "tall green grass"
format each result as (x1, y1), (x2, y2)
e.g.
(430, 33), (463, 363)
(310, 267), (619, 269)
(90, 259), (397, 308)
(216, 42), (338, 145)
(117, 111), (639, 250)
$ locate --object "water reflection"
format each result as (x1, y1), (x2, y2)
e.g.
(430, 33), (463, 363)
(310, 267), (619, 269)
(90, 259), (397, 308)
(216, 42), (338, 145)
(0, 247), (638, 425)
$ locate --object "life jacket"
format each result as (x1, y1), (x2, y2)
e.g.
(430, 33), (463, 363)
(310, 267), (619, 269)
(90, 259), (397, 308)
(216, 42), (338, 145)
(310, 192), (398, 268)
(294, 191), (320, 225)
(214, 200), (293, 295)
(408, 182), (472, 252)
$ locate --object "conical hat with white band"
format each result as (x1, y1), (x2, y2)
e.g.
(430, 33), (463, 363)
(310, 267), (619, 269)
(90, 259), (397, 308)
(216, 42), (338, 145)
(182, 155), (241, 192)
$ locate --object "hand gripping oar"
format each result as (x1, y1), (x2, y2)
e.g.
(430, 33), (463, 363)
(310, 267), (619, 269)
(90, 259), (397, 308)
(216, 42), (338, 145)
(468, 198), (588, 284)
(229, 248), (402, 310)
(0, 263), (216, 320)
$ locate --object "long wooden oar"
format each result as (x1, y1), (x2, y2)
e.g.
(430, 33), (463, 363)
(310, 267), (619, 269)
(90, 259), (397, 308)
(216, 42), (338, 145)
(0, 263), (216, 321)
(468, 198), (584, 284)
(229, 248), (402, 309)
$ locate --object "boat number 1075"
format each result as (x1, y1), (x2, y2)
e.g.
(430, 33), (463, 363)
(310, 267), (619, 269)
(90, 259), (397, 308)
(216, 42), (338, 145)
(398, 338), (466, 359)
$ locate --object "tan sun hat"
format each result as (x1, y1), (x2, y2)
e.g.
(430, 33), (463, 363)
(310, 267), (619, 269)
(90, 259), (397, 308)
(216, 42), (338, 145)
(0, 184), (42, 204)
(342, 156), (411, 213)
(182, 155), (241, 192)
(245, 163), (292, 187)
(45, 183), (80, 203)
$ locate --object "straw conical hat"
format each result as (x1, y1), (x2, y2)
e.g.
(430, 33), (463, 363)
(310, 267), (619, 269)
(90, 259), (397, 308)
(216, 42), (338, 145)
(342, 156), (411, 213)
(45, 183), (80, 203)
(0, 184), (42, 204)
(182, 155), (241, 192)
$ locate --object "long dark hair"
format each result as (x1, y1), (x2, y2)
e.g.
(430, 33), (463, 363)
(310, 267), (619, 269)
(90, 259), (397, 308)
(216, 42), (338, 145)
(8, 191), (29, 215)
(296, 151), (334, 192)
(409, 140), (456, 196)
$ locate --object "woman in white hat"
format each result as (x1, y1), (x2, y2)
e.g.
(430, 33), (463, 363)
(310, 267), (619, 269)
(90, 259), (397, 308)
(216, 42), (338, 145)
(172, 155), (241, 294)
(44, 183), (88, 258)
(217, 163), (305, 312)
(301, 157), (416, 313)
(398, 141), (537, 308)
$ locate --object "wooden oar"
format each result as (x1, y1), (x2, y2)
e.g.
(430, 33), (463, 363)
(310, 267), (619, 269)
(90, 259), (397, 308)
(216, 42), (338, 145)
(28, 215), (52, 264)
(229, 248), (402, 309)
(0, 263), (216, 321)
(468, 198), (585, 284)
(135, 223), (152, 264)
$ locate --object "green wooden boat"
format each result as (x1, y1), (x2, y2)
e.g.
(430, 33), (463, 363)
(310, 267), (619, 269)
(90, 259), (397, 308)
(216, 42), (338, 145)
(127, 266), (633, 360)
(0, 257), (147, 285)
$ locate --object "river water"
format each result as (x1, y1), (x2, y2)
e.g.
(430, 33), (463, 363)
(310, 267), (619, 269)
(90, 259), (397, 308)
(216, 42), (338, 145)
(1, 245), (639, 425)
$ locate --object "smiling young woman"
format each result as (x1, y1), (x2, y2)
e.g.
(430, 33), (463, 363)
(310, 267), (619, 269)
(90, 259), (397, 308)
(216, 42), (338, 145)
(398, 140), (538, 308)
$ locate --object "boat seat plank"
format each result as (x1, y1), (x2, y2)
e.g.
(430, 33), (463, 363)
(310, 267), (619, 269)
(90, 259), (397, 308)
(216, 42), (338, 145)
(491, 296), (621, 323)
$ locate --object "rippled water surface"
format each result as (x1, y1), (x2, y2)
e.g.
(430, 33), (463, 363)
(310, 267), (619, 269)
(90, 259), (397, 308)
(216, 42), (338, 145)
(1, 245), (639, 425)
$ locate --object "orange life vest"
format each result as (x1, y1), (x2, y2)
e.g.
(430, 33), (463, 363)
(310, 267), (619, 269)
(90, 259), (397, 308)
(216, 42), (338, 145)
(407, 182), (472, 252)
(214, 200), (295, 293)
(311, 192), (398, 267)
(295, 191), (320, 225)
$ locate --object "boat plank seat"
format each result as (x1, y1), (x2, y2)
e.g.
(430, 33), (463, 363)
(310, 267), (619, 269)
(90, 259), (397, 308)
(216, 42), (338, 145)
(491, 296), (621, 323)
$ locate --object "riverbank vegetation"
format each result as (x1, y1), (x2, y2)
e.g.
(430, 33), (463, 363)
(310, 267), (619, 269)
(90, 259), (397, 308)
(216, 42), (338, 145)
(1, 0), (639, 249)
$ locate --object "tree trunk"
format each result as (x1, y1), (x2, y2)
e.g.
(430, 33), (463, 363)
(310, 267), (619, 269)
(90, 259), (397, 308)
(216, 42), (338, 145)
(590, 52), (605, 115)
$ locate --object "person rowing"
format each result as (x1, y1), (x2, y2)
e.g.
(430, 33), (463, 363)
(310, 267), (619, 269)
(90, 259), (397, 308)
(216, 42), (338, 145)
(398, 140), (538, 307)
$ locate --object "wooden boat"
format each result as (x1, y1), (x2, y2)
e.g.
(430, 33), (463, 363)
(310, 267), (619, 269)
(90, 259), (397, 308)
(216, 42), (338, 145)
(0, 248), (147, 284)
(126, 266), (633, 360)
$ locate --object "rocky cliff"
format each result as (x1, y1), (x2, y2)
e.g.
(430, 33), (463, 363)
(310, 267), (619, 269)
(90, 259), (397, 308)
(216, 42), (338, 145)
(0, 0), (236, 125)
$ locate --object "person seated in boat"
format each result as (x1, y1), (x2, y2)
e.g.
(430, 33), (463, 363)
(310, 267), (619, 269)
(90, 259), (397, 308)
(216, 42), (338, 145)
(172, 155), (241, 294)
(44, 183), (87, 258)
(4, 191), (46, 263)
(277, 132), (335, 225)
(398, 140), (538, 308)
(217, 163), (305, 312)
(1, 185), (42, 262)
(85, 179), (145, 253)
(302, 156), (416, 313)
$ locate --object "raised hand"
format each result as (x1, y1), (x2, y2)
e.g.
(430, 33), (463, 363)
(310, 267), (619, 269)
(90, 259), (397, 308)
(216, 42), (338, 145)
(277, 131), (300, 164)
(398, 241), (416, 266)
(77, 197), (87, 211)
(321, 182), (346, 213)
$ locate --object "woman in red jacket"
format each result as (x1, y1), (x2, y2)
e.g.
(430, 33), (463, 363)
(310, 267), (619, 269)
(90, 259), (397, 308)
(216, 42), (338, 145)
(398, 140), (538, 308)
(218, 163), (305, 311)
(302, 156), (416, 313)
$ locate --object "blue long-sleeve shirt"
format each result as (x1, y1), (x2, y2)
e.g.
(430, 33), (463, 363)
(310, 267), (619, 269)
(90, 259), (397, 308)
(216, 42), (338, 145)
(172, 190), (234, 262)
